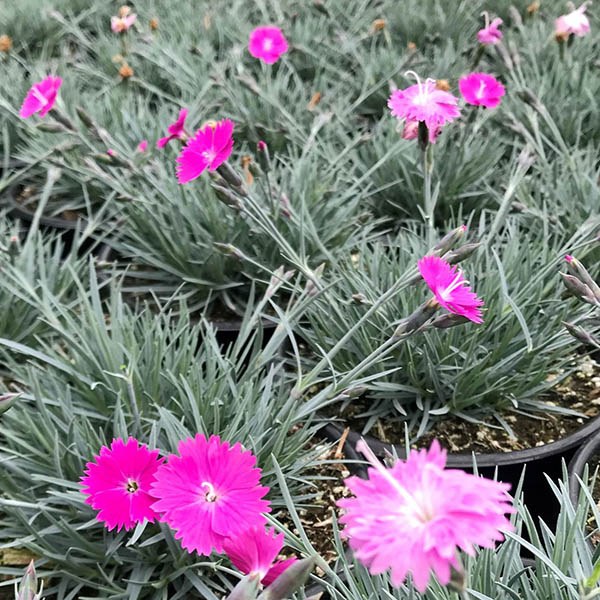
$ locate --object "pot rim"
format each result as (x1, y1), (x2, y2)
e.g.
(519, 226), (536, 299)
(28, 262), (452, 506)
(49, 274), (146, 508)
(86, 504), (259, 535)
(567, 430), (600, 505)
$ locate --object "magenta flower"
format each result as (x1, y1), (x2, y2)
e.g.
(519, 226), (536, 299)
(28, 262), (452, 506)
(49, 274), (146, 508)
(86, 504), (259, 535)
(477, 15), (503, 45)
(459, 73), (505, 109)
(106, 149), (116, 156)
(388, 72), (460, 141)
(19, 75), (62, 119)
(565, 254), (574, 263)
(150, 434), (270, 555)
(80, 437), (163, 532)
(224, 526), (297, 586)
(176, 119), (234, 184)
(248, 27), (288, 64)
(338, 440), (514, 593)
(418, 255), (484, 323)
(137, 140), (148, 153)
(556, 3), (590, 37)
(157, 108), (188, 149)
(111, 14), (137, 33)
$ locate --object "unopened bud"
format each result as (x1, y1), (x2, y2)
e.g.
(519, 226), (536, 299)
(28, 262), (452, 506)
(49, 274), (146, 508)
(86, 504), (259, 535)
(433, 225), (467, 255)
(560, 273), (598, 306)
(395, 298), (439, 335)
(351, 293), (369, 304)
(212, 184), (243, 211)
(0, 392), (20, 414)
(305, 263), (325, 297)
(257, 140), (271, 172)
(217, 162), (245, 191)
(338, 386), (366, 400)
(442, 242), (482, 265)
(48, 108), (75, 131)
(266, 266), (295, 299)
(563, 322), (600, 348)
(91, 152), (115, 164)
(227, 574), (261, 600)
(214, 242), (247, 260)
(16, 560), (41, 600)
(564, 255), (600, 301)
(36, 122), (67, 133)
(280, 193), (292, 218)
(417, 121), (429, 152)
(76, 106), (97, 131)
(447, 565), (467, 593)
(431, 313), (471, 329)
(258, 557), (317, 600)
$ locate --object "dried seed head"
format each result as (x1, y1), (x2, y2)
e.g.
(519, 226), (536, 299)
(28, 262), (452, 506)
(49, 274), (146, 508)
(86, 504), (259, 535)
(149, 17), (159, 30)
(527, 2), (540, 14)
(118, 5), (132, 18)
(407, 41), (417, 51)
(119, 64), (134, 79)
(0, 35), (12, 52)
(372, 18), (386, 31)
(435, 79), (451, 91)
(308, 91), (322, 111)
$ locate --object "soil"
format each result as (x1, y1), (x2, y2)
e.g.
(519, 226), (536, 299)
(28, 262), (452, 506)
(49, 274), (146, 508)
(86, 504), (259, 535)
(332, 356), (600, 453)
(274, 428), (354, 570)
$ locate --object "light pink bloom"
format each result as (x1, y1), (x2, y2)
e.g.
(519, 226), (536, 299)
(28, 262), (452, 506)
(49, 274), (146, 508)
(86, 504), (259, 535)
(176, 119), (234, 184)
(157, 108), (188, 148)
(388, 72), (460, 137)
(80, 437), (163, 532)
(111, 14), (137, 33)
(459, 73), (505, 108)
(401, 119), (441, 143)
(150, 434), (270, 555)
(555, 3), (590, 37)
(248, 27), (288, 64)
(418, 255), (484, 323)
(224, 526), (297, 586)
(137, 140), (148, 153)
(338, 440), (514, 593)
(19, 75), (62, 119)
(477, 16), (503, 45)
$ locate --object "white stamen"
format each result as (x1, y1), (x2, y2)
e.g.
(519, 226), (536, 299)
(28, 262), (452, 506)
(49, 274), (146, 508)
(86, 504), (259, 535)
(439, 270), (467, 301)
(263, 38), (273, 51)
(31, 87), (48, 106)
(201, 481), (218, 502)
(476, 80), (486, 98)
(481, 11), (490, 29)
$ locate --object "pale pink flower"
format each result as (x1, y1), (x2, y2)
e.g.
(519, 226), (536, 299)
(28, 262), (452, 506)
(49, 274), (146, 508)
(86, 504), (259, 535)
(176, 119), (234, 184)
(459, 73), (505, 109)
(150, 434), (270, 555)
(224, 526), (297, 586)
(418, 255), (484, 323)
(388, 72), (460, 138)
(477, 16), (503, 45)
(137, 140), (148, 153)
(19, 75), (62, 119)
(401, 119), (441, 143)
(555, 3), (590, 37)
(80, 437), (163, 532)
(338, 440), (514, 593)
(111, 14), (137, 33)
(157, 108), (188, 148)
(248, 27), (288, 64)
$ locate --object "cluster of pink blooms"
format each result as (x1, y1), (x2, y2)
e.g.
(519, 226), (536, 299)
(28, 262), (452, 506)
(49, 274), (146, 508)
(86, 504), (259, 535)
(80, 435), (296, 584)
(338, 440), (514, 592)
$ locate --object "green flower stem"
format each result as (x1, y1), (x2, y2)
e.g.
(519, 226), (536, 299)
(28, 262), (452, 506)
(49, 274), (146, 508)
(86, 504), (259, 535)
(423, 143), (435, 245)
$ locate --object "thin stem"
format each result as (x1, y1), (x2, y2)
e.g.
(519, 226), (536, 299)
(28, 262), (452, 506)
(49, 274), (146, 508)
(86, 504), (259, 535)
(127, 374), (141, 436)
(423, 144), (434, 245)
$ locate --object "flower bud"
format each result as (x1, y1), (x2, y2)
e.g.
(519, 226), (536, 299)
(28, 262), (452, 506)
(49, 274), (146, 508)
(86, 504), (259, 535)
(36, 122), (67, 133)
(564, 255), (600, 301)
(266, 266), (295, 299)
(16, 560), (42, 600)
(563, 321), (600, 348)
(305, 263), (325, 297)
(447, 564), (467, 593)
(433, 225), (467, 255)
(213, 242), (247, 261)
(0, 392), (19, 414)
(212, 184), (244, 211)
(75, 106), (98, 133)
(351, 293), (369, 304)
(47, 108), (74, 131)
(442, 242), (482, 265)
(560, 273), (598, 306)
(217, 162), (245, 190)
(417, 121), (429, 152)
(258, 557), (317, 600)
(395, 298), (439, 335)
(257, 140), (271, 172)
(227, 574), (261, 600)
(431, 313), (471, 329)
(280, 193), (292, 218)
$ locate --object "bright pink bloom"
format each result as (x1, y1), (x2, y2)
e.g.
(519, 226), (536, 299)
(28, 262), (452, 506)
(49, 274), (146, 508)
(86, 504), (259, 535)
(388, 73), (460, 137)
(257, 140), (268, 152)
(106, 149), (116, 156)
(459, 73), (505, 109)
(477, 17), (503, 45)
(111, 14), (137, 33)
(555, 4), (590, 37)
(224, 527), (297, 586)
(338, 440), (514, 593)
(137, 140), (148, 153)
(418, 255), (484, 323)
(150, 434), (270, 555)
(248, 27), (288, 64)
(80, 437), (163, 532)
(176, 119), (234, 184)
(565, 254), (574, 263)
(19, 76), (62, 119)
(401, 119), (441, 143)
(157, 108), (188, 149)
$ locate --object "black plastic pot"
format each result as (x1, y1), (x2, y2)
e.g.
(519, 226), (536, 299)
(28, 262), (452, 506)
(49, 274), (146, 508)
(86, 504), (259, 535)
(568, 430), (600, 506)
(322, 416), (600, 527)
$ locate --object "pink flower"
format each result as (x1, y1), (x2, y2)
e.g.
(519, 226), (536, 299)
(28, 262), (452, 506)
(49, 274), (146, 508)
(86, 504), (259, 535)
(257, 140), (268, 152)
(80, 437), (163, 532)
(459, 73), (505, 109)
(555, 3), (590, 37)
(176, 119), (234, 184)
(565, 254), (574, 263)
(137, 140), (148, 153)
(418, 255), (484, 323)
(401, 119), (441, 143)
(111, 14), (137, 33)
(19, 75), (62, 119)
(477, 16), (503, 45)
(388, 72), (460, 138)
(157, 108), (188, 149)
(224, 526), (297, 586)
(106, 149), (116, 156)
(150, 434), (270, 555)
(248, 27), (288, 64)
(338, 440), (514, 593)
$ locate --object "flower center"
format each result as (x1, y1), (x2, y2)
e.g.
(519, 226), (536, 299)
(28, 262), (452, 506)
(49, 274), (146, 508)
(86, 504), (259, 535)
(405, 71), (436, 105)
(126, 479), (139, 494)
(32, 87), (48, 106)
(202, 149), (217, 163)
(439, 271), (467, 301)
(263, 38), (273, 51)
(201, 481), (218, 503)
(476, 80), (486, 99)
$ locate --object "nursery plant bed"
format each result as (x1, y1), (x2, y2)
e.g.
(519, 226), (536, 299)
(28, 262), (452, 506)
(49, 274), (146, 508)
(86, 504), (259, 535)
(323, 359), (600, 527)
